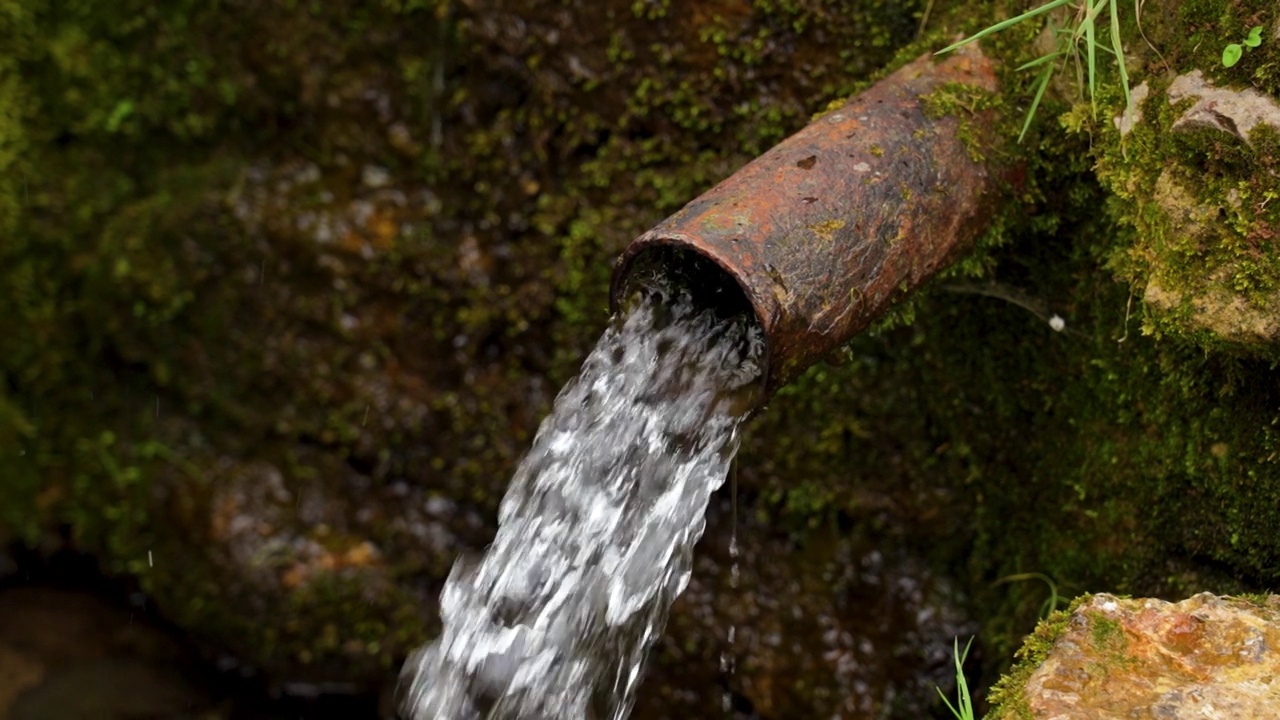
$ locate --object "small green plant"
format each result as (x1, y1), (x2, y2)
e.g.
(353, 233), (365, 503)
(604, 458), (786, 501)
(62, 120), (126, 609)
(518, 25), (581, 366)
(936, 0), (1133, 142)
(937, 637), (976, 720)
(1222, 26), (1264, 68)
(994, 571), (1066, 618)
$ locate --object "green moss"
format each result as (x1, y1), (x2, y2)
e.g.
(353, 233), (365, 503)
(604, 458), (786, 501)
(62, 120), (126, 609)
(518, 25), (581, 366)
(922, 81), (1006, 162)
(986, 602), (1075, 720)
(1087, 613), (1125, 652)
(1093, 102), (1280, 352)
(0, 0), (464, 679)
(808, 218), (848, 242)
(1059, 0), (1280, 355)
(0, 1), (42, 542)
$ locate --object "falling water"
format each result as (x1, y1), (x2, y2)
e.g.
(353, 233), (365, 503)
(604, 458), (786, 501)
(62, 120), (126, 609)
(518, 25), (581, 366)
(401, 281), (764, 720)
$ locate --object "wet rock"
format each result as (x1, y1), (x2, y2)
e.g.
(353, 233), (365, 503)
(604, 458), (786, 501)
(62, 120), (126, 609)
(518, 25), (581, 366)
(1144, 276), (1280, 346)
(1004, 593), (1280, 719)
(1130, 71), (1280, 346)
(1113, 81), (1150, 137)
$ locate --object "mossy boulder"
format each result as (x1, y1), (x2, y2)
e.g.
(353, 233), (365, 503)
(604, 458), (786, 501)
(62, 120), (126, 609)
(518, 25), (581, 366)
(1090, 5), (1280, 356)
(988, 593), (1280, 719)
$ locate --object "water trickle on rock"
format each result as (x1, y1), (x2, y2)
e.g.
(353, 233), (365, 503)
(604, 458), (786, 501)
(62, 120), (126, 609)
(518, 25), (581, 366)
(402, 281), (764, 720)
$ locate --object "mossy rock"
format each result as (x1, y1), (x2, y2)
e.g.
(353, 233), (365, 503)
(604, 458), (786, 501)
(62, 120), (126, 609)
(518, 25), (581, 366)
(988, 593), (1280, 719)
(1086, 2), (1280, 356)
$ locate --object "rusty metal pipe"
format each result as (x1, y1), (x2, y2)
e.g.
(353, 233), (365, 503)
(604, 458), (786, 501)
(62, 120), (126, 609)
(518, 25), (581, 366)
(610, 48), (1013, 396)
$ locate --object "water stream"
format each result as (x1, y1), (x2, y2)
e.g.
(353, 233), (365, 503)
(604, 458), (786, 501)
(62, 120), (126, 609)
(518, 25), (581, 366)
(401, 282), (764, 720)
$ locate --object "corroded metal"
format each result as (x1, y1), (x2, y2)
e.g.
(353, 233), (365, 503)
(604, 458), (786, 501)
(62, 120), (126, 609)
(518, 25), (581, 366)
(611, 48), (1012, 395)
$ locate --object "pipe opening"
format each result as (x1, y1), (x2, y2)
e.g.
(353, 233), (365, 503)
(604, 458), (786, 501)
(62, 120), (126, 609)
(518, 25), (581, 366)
(611, 244), (771, 398)
(612, 246), (753, 323)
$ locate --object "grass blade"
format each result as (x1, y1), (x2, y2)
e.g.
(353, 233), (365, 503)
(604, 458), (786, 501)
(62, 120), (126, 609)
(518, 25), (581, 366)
(1084, 16), (1096, 114)
(937, 636), (976, 720)
(936, 688), (963, 719)
(936, 0), (1073, 54)
(1019, 63), (1054, 143)
(1110, 0), (1131, 112)
(1016, 50), (1065, 71)
(957, 638), (974, 718)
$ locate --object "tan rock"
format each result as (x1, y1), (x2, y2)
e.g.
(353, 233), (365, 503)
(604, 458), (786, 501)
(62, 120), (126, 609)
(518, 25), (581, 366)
(1021, 593), (1280, 719)
(1145, 279), (1280, 345)
(1142, 171), (1280, 345)
(1114, 81), (1150, 137)
(1168, 70), (1280, 144)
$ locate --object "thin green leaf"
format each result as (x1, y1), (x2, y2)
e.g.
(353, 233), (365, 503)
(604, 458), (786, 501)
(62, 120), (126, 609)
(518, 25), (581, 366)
(936, 688), (963, 719)
(1079, 0), (1108, 114)
(1016, 50), (1065, 71)
(1084, 15), (1097, 116)
(937, 637), (977, 720)
(955, 638), (974, 718)
(936, 0), (1073, 54)
(1075, 0), (1108, 38)
(1019, 63), (1054, 143)
(1110, 0), (1131, 114)
(1223, 43), (1243, 67)
(1074, 0), (1107, 45)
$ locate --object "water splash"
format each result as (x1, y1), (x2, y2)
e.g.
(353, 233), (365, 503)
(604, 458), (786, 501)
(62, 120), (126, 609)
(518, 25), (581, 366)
(401, 284), (763, 720)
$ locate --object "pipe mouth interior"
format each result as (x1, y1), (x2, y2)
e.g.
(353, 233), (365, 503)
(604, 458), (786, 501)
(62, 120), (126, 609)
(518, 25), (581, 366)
(612, 244), (772, 398)
(612, 245), (757, 327)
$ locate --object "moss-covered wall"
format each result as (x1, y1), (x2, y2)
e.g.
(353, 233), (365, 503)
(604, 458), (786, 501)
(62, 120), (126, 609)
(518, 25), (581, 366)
(0, 0), (943, 701)
(723, 0), (1280, 702)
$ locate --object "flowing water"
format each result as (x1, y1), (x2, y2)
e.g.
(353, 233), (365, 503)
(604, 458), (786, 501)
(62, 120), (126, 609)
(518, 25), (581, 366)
(401, 282), (764, 720)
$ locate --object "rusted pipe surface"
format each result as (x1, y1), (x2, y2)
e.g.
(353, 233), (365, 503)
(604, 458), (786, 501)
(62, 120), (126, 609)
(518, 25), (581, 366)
(611, 48), (1013, 395)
